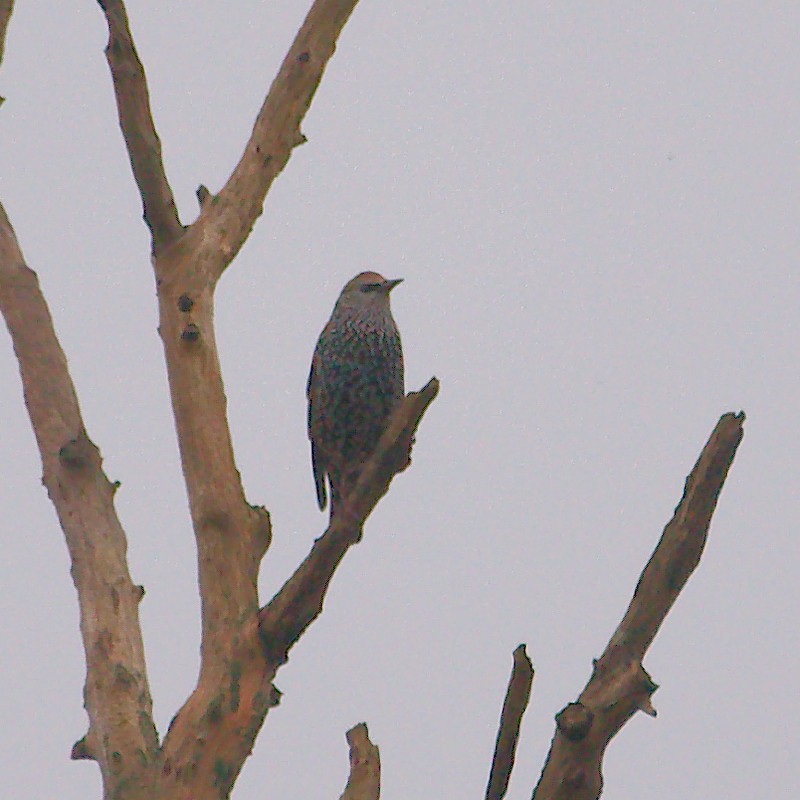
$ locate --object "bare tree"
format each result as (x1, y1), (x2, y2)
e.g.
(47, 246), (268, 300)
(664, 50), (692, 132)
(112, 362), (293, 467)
(0, 3), (743, 800)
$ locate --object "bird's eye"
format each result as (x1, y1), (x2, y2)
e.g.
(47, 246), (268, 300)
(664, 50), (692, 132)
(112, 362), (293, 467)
(360, 282), (382, 293)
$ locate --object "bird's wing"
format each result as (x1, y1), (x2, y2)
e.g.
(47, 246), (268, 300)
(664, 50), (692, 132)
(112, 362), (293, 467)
(392, 331), (405, 398)
(307, 352), (328, 510)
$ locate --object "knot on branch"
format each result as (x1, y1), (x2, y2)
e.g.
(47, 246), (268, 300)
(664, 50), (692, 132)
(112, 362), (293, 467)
(181, 323), (200, 342)
(70, 734), (96, 761)
(564, 765), (588, 789)
(631, 664), (658, 717)
(556, 702), (594, 742)
(58, 431), (96, 471)
(249, 504), (272, 562)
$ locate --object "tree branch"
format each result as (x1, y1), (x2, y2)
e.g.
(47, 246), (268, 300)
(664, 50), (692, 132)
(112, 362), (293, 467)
(339, 723), (381, 800)
(201, 0), (360, 278)
(0, 202), (157, 795)
(91, 2), (428, 795)
(97, 0), (183, 253)
(487, 645), (534, 800)
(339, 722), (381, 800)
(93, 0), (365, 672)
(609, 412), (746, 659)
(153, 381), (436, 798)
(88, 2), (396, 794)
(532, 411), (745, 800)
(0, 0), (13, 78)
(152, 244), (275, 797)
(258, 379), (439, 665)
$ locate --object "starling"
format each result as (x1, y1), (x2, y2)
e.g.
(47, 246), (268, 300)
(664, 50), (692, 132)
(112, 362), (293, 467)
(307, 271), (405, 515)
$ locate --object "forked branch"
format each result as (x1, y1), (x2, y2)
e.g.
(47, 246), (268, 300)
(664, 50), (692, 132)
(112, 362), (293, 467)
(95, 0), (367, 672)
(94, 4), (432, 796)
(154, 381), (436, 799)
(208, 0), (360, 275)
(100, 0), (359, 273)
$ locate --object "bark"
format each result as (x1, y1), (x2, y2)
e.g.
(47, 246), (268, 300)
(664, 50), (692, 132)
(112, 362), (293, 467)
(153, 377), (434, 800)
(531, 412), (745, 800)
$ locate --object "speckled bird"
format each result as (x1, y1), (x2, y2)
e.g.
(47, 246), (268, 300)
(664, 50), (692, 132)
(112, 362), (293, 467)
(307, 272), (405, 515)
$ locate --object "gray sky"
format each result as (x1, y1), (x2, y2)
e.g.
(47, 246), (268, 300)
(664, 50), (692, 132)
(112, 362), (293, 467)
(1, 2), (798, 798)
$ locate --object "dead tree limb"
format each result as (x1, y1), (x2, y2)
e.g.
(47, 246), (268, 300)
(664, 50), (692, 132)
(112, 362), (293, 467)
(532, 411), (745, 800)
(0, 0), (13, 75)
(0, 205), (157, 793)
(339, 723), (381, 800)
(155, 381), (436, 798)
(1, 3), (157, 790)
(486, 644), (534, 800)
(93, 2), (436, 797)
(2, 0), (434, 797)
(259, 379), (440, 666)
(209, 0), (360, 276)
(98, 0), (183, 252)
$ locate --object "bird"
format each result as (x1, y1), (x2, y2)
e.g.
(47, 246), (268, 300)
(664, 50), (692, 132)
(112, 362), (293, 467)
(307, 271), (405, 517)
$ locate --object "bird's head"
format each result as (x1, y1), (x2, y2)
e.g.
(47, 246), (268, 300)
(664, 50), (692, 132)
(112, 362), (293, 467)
(334, 271), (403, 319)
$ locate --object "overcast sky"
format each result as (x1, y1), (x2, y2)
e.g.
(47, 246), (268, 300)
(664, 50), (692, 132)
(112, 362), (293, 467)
(1, 3), (798, 799)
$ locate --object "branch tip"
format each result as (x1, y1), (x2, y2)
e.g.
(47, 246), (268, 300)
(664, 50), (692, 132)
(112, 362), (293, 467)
(637, 697), (657, 718)
(340, 722), (380, 800)
(98, 0), (182, 251)
(486, 643), (534, 800)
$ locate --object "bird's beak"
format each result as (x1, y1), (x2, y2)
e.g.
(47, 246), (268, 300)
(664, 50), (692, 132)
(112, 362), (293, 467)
(383, 278), (403, 292)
